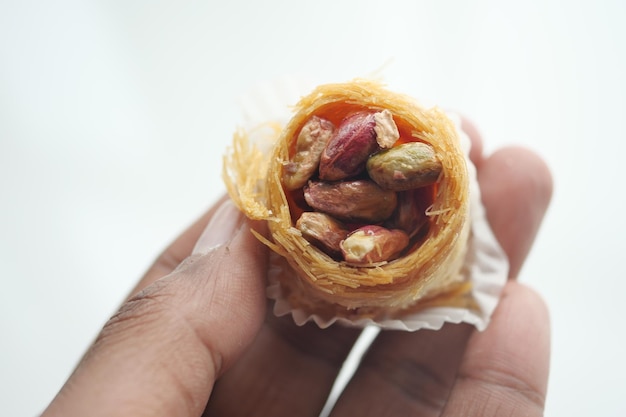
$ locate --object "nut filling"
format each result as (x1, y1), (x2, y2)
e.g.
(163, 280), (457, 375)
(284, 108), (443, 266)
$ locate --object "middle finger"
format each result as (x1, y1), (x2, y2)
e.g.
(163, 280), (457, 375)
(331, 324), (473, 416)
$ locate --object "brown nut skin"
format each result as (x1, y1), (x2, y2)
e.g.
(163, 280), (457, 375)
(303, 180), (397, 223)
(366, 142), (443, 191)
(318, 112), (380, 181)
(340, 225), (410, 265)
(384, 188), (431, 238)
(282, 116), (335, 190)
(296, 212), (349, 256)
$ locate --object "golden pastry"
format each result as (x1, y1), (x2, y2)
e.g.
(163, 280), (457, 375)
(224, 79), (473, 322)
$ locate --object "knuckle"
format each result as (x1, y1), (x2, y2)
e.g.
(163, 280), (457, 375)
(98, 280), (176, 344)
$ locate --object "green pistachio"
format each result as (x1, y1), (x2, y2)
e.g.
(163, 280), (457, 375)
(366, 142), (442, 191)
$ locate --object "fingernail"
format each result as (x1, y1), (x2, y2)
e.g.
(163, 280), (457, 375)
(192, 200), (244, 255)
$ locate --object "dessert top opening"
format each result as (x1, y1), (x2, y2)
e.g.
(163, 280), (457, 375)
(281, 103), (442, 266)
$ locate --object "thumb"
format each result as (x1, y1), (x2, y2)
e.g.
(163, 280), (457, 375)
(43, 200), (268, 417)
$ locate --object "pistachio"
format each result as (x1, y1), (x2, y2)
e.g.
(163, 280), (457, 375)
(296, 212), (349, 256)
(303, 180), (397, 223)
(366, 142), (442, 191)
(340, 225), (409, 265)
(319, 112), (379, 181)
(282, 116), (335, 190)
(384, 188), (430, 238)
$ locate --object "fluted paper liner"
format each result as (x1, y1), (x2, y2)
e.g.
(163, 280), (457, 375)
(223, 79), (508, 331)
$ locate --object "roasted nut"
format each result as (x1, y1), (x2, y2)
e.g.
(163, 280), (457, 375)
(296, 212), (349, 256)
(282, 116), (335, 190)
(318, 110), (399, 181)
(385, 188), (430, 238)
(304, 180), (397, 223)
(366, 142), (443, 191)
(340, 225), (409, 264)
(319, 112), (379, 181)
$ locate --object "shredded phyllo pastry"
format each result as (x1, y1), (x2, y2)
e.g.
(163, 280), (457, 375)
(223, 79), (475, 321)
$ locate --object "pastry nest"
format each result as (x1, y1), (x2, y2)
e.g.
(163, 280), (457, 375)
(223, 79), (473, 321)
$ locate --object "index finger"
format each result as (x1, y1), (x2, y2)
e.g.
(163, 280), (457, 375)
(479, 147), (553, 278)
(460, 115), (553, 277)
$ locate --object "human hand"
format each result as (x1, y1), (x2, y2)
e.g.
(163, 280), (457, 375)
(42, 119), (552, 417)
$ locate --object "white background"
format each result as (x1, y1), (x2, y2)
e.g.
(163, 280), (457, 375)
(1, 1), (625, 416)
